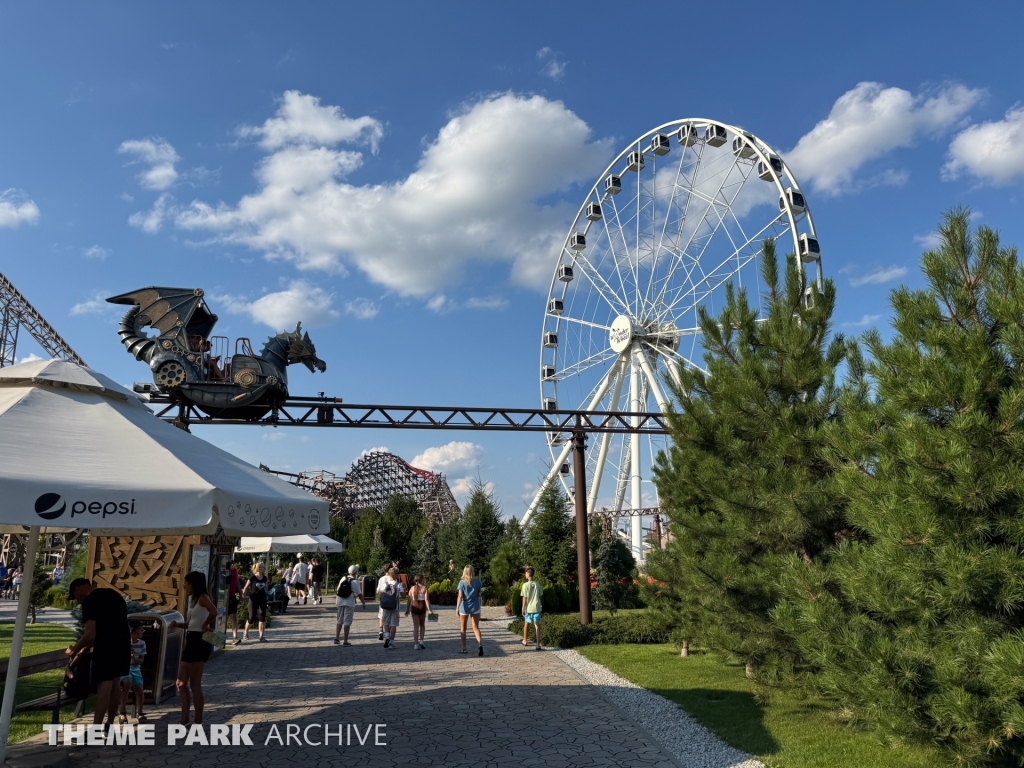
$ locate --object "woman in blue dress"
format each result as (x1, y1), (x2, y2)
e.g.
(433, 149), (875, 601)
(456, 565), (484, 656)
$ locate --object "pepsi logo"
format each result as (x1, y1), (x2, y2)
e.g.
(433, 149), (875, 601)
(35, 493), (66, 521)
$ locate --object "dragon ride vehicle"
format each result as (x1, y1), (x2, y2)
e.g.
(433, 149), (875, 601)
(107, 287), (326, 419)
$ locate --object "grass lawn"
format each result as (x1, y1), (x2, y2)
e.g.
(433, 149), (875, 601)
(579, 644), (942, 768)
(0, 622), (93, 745)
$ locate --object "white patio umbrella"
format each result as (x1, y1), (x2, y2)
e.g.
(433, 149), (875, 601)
(0, 359), (329, 756)
(236, 534), (344, 553)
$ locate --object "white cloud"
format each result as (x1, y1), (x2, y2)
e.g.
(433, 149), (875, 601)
(16, 353), (44, 364)
(237, 90), (383, 152)
(842, 314), (883, 328)
(128, 193), (175, 233)
(426, 295), (451, 313)
(0, 190), (40, 228)
(464, 296), (508, 310)
(842, 265), (908, 287)
(785, 82), (984, 195)
(216, 280), (339, 329)
(175, 92), (613, 295)
(914, 232), (943, 250)
(343, 297), (379, 320)
(83, 245), (111, 260)
(411, 441), (484, 473)
(70, 290), (112, 316)
(537, 47), (567, 81)
(426, 294), (507, 313)
(118, 138), (180, 190)
(944, 107), (1024, 185)
(449, 476), (493, 502)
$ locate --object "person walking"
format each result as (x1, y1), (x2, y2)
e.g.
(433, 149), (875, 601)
(456, 565), (483, 656)
(67, 578), (131, 727)
(226, 563), (242, 645)
(292, 556), (309, 605)
(376, 566), (404, 648)
(242, 562), (269, 642)
(520, 567), (543, 650)
(282, 562), (294, 601)
(334, 565), (366, 645)
(118, 621), (148, 723)
(310, 558), (326, 604)
(170, 572), (217, 725)
(405, 574), (433, 650)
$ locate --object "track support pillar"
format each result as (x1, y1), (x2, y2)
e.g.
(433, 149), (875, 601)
(572, 427), (592, 625)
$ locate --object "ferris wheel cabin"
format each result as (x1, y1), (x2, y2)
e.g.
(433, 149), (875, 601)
(779, 187), (806, 213)
(704, 124), (727, 146)
(677, 124), (699, 146)
(605, 175), (622, 194)
(651, 133), (671, 155)
(799, 234), (821, 263)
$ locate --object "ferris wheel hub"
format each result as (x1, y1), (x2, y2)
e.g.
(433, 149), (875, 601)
(609, 316), (634, 353)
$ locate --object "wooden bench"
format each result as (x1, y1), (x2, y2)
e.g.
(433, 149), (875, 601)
(0, 649), (88, 723)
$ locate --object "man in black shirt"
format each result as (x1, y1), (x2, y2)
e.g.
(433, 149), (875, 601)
(66, 578), (130, 726)
(310, 558), (326, 604)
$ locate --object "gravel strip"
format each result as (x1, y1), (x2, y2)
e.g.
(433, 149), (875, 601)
(555, 648), (765, 768)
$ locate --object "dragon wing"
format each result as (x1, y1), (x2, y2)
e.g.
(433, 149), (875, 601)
(106, 287), (208, 341)
(107, 287), (218, 363)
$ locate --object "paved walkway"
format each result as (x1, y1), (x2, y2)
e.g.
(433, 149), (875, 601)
(18, 603), (681, 768)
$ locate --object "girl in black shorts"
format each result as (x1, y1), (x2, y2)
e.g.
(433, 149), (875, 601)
(242, 562), (269, 643)
(170, 571), (217, 725)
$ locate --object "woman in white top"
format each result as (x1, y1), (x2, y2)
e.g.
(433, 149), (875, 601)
(170, 571), (217, 725)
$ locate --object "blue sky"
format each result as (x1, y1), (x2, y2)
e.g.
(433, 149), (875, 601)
(2, 2), (1024, 518)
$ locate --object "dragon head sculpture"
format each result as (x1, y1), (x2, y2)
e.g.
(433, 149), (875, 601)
(284, 322), (327, 374)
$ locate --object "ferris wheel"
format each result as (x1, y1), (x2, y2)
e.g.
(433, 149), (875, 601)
(522, 119), (821, 562)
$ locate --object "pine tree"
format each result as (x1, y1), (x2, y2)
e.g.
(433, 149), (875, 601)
(591, 517), (635, 615)
(411, 522), (442, 584)
(436, 512), (463, 580)
(367, 526), (390, 575)
(379, 494), (427, 569)
(775, 210), (1024, 765)
(458, 482), (504, 586)
(344, 510), (381, 572)
(651, 239), (848, 681)
(29, 551), (53, 624)
(525, 481), (576, 584)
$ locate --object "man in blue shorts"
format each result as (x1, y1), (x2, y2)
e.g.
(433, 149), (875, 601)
(520, 567), (543, 650)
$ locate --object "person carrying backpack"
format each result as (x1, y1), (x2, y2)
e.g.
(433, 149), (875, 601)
(376, 567), (404, 648)
(334, 565), (366, 645)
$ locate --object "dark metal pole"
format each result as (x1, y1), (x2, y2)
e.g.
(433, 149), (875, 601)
(572, 428), (592, 625)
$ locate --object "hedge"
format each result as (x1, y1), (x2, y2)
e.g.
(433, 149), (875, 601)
(508, 612), (669, 648)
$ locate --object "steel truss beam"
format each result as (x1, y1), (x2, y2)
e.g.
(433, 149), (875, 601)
(0, 270), (85, 367)
(147, 394), (670, 435)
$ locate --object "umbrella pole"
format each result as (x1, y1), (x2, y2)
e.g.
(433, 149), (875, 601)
(0, 526), (40, 760)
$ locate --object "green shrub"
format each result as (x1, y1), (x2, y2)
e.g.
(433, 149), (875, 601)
(507, 612), (669, 648)
(45, 585), (73, 609)
(510, 579), (525, 617)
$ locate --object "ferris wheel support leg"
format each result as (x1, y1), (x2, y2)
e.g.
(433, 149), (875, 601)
(587, 355), (628, 517)
(523, 361), (620, 524)
(633, 345), (671, 413)
(629, 346), (644, 563)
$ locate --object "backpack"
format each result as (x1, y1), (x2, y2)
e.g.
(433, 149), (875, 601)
(338, 577), (353, 599)
(379, 580), (399, 610)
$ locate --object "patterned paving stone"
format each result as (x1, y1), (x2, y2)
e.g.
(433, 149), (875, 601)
(19, 604), (681, 768)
